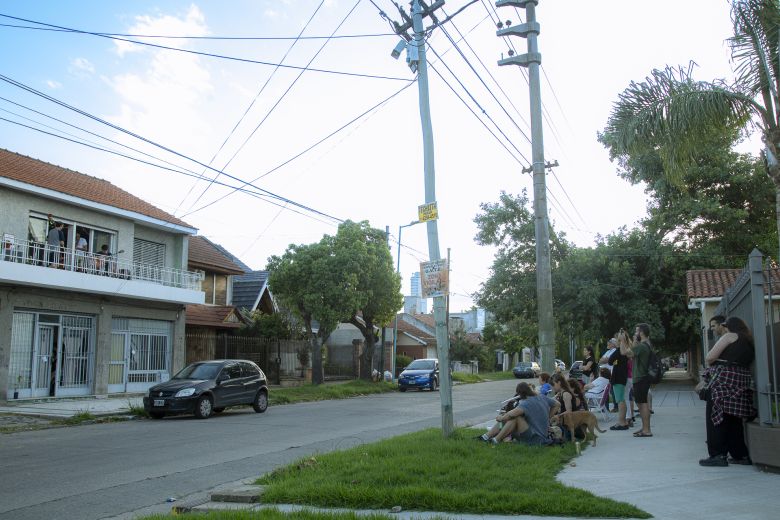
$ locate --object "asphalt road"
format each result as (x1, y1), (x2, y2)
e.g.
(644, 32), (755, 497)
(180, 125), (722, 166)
(0, 378), (522, 520)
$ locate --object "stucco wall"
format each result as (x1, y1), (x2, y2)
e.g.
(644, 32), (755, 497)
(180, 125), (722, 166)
(0, 285), (185, 401)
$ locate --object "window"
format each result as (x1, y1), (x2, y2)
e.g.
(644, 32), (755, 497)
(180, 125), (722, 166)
(241, 362), (260, 377)
(221, 363), (242, 380)
(133, 238), (165, 267)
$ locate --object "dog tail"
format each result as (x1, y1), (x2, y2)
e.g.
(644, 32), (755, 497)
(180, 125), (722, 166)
(595, 424), (606, 433)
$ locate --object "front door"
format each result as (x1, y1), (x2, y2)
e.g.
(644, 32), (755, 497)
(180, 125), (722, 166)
(32, 324), (58, 397)
(108, 333), (128, 394)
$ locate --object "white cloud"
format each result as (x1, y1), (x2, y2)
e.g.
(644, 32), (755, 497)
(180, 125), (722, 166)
(114, 4), (209, 56)
(264, 8), (280, 19)
(70, 58), (95, 74)
(45, 80), (62, 89)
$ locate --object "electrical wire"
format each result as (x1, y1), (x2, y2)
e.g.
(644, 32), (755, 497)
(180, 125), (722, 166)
(0, 21), (393, 39)
(187, 0), (362, 213)
(0, 73), (344, 223)
(180, 79), (417, 218)
(0, 13), (412, 82)
(178, 0), (328, 214)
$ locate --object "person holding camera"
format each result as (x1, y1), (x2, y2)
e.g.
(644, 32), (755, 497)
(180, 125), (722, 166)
(625, 323), (653, 437)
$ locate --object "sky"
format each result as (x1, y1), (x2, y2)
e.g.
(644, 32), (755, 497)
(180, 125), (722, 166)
(0, 0), (743, 312)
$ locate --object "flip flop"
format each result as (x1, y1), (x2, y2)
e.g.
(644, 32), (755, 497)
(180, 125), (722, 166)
(633, 431), (653, 437)
(610, 424), (629, 430)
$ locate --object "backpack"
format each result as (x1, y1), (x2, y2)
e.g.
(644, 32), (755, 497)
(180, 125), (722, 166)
(646, 346), (664, 384)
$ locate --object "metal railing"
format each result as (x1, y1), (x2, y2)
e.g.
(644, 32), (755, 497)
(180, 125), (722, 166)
(1, 235), (203, 290)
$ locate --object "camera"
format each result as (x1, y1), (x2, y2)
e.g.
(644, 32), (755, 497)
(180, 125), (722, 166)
(391, 40), (406, 59)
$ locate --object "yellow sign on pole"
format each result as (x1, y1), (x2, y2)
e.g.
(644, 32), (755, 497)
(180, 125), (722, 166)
(420, 259), (449, 298)
(417, 202), (438, 223)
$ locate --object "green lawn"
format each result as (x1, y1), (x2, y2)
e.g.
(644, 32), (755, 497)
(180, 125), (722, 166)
(140, 508), (399, 520)
(269, 380), (397, 406)
(255, 428), (649, 518)
(452, 371), (516, 383)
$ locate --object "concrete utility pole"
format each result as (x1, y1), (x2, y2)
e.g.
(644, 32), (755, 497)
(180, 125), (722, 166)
(389, 0), (453, 437)
(496, 0), (556, 374)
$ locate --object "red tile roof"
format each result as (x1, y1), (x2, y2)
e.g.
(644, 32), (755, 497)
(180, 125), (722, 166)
(413, 313), (435, 329)
(188, 236), (246, 275)
(0, 148), (192, 229)
(686, 268), (780, 299)
(397, 319), (434, 342)
(186, 305), (246, 328)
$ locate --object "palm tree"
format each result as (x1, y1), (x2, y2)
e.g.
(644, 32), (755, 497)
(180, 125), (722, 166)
(601, 0), (780, 257)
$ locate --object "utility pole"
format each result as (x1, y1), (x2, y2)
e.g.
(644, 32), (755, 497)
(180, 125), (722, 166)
(496, 0), (556, 374)
(389, 0), (453, 437)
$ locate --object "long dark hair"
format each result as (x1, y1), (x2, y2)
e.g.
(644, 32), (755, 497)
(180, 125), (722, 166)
(568, 377), (585, 408)
(584, 346), (594, 358)
(551, 373), (573, 395)
(725, 317), (753, 344)
(514, 382), (535, 400)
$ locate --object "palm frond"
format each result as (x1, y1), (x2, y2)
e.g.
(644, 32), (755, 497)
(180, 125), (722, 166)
(603, 65), (761, 181)
(729, 0), (780, 121)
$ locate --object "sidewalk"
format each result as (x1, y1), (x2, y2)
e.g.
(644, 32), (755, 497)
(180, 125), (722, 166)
(555, 373), (778, 520)
(0, 395), (144, 419)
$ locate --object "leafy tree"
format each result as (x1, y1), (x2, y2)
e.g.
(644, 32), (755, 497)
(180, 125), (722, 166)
(238, 310), (297, 340)
(332, 221), (403, 381)
(600, 0), (780, 256)
(449, 329), (490, 369)
(267, 240), (357, 385)
(473, 191), (570, 354)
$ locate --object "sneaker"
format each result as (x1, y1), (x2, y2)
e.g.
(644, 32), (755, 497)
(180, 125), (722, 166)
(475, 434), (489, 442)
(489, 438), (499, 445)
(699, 455), (728, 467)
(728, 456), (752, 465)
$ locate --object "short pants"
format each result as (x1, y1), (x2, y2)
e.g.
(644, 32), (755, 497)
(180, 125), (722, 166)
(612, 383), (626, 403)
(633, 378), (650, 404)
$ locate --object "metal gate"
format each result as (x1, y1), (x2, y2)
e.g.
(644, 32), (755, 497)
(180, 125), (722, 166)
(110, 318), (172, 393)
(8, 311), (94, 398)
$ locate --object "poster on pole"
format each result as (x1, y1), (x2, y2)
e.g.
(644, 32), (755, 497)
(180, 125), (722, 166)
(420, 259), (449, 298)
(417, 202), (438, 223)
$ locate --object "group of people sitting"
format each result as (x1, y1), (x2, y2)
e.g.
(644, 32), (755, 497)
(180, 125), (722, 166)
(476, 372), (595, 446)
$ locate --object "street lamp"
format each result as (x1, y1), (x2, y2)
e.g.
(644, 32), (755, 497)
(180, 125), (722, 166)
(392, 219), (422, 379)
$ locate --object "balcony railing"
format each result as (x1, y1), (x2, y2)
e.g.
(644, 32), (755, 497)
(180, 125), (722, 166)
(1, 235), (203, 291)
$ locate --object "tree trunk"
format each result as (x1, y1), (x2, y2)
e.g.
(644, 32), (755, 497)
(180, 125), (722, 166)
(359, 332), (375, 381)
(309, 335), (324, 385)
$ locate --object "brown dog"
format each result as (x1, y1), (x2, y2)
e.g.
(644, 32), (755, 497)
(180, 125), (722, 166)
(550, 411), (606, 446)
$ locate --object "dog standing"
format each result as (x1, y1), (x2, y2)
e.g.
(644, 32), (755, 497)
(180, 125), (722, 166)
(550, 411), (606, 446)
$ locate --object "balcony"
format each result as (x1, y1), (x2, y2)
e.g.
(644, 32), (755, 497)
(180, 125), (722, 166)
(1, 236), (205, 305)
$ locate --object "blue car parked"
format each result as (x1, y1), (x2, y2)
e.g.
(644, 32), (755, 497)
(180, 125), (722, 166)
(398, 358), (439, 392)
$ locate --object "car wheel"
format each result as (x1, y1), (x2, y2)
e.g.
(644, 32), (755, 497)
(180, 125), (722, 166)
(193, 395), (213, 419)
(399, 386), (407, 392)
(252, 390), (268, 413)
(430, 378), (438, 391)
(213, 407), (225, 414)
(149, 412), (165, 420)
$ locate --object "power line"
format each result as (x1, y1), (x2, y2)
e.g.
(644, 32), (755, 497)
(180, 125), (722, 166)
(0, 73), (344, 223)
(0, 13), (412, 82)
(187, 0), (362, 213)
(0, 21), (393, 39)
(0, 115), (342, 227)
(178, 0), (329, 214)
(180, 79), (417, 218)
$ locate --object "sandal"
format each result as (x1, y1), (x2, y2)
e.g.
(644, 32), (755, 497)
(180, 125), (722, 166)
(633, 431), (653, 437)
(610, 424), (629, 430)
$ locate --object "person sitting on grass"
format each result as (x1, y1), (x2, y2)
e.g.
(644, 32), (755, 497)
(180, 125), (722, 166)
(477, 382), (560, 446)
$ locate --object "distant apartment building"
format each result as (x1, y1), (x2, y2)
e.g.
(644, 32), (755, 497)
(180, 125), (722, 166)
(406, 271), (427, 314)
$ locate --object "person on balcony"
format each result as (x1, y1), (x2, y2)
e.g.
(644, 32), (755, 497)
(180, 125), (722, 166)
(75, 232), (88, 271)
(46, 220), (65, 268)
(95, 244), (112, 275)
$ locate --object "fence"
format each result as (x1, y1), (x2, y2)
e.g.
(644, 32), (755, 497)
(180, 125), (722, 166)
(714, 249), (779, 426)
(185, 334), (361, 382)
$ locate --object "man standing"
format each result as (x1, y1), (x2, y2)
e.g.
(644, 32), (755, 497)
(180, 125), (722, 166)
(46, 220), (64, 267)
(626, 323), (653, 437)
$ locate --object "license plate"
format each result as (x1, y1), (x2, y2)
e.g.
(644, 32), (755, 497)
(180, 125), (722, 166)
(153, 399), (165, 407)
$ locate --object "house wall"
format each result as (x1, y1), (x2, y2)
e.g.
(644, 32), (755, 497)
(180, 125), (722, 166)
(0, 285), (186, 401)
(133, 224), (186, 269)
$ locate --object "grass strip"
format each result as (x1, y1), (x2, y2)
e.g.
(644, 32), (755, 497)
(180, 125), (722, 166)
(452, 371), (517, 384)
(269, 381), (397, 406)
(256, 428), (649, 518)
(139, 507), (400, 519)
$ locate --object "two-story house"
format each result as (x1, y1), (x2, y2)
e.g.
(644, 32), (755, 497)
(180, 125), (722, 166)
(0, 149), (204, 401)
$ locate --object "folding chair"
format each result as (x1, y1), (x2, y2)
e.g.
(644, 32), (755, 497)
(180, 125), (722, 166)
(587, 382), (613, 422)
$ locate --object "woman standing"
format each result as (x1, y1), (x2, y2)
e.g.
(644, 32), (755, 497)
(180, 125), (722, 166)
(581, 346), (596, 384)
(699, 317), (755, 467)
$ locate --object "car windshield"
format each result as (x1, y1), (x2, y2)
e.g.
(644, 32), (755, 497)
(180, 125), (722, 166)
(517, 362), (532, 368)
(407, 359), (435, 370)
(173, 363), (220, 380)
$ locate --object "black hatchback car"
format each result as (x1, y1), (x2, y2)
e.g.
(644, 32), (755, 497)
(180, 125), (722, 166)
(143, 359), (268, 419)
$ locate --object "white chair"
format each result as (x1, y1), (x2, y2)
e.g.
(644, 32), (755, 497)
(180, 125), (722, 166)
(586, 382), (613, 422)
